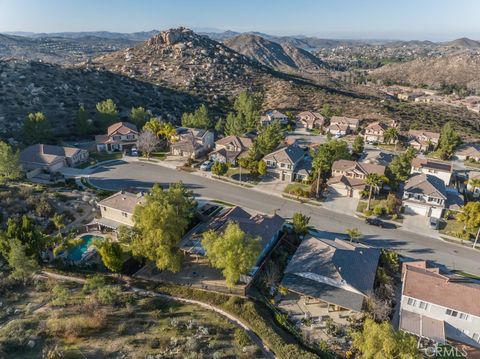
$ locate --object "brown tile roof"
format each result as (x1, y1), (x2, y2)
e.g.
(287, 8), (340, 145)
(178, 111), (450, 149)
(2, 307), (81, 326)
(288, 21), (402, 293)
(411, 157), (452, 172)
(19, 144), (82, 165)
(297, 111), (325, 126)
(326, 123), (349, 132)
(215, 135), (253, 150)
(98, 191), (145, 214)
(456, 144), (480, 157)
(331, 116), (360, 127)
(402, 265), (480, 317)
(331, 159), (386, 176)
(408, 130), (440, 141)
(328, 175), (366, 189)
(263, 145), (305, 165)
(365, 121), (389, 132)
(107, 122), (138, 136)
(404, 173), (447, 199)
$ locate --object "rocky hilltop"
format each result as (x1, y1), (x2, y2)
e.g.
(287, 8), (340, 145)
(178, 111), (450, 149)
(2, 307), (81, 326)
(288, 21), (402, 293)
(224, 34), (330, 74)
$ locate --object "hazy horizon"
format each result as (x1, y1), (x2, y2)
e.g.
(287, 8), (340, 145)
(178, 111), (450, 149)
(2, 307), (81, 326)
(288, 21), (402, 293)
(1, 0), (479, 42)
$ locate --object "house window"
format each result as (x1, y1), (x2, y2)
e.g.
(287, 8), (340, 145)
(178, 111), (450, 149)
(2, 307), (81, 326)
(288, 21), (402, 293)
(103, 206), (107, 211)
(407, 298), (416, 306)
(459, 313), (469, 321)
(446, 309), (458, 317)
(462, 329), (470, 335)
(122, 212), (128, 218)
(280, 163), (285, 168)
(113, 135), (121, 140)
(473, 333), (480, 342)
(419, 301), (429, 310)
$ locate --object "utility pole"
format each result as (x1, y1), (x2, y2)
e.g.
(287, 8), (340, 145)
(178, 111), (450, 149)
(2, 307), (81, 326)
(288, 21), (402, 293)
(473, 227), (480, 249)
(316, 167), (321, 198)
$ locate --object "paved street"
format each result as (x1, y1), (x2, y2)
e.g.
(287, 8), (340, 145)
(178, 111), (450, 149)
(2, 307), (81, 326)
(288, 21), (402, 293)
(89, 160), (480, 276)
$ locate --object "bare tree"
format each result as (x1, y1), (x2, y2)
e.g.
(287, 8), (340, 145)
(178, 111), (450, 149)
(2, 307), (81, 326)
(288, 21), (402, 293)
(137, 129), (159, 160)
(261, 262), (281, 291)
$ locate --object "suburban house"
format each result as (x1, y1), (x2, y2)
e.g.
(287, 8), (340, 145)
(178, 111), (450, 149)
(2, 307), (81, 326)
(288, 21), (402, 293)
(296, 111), (325, 130)
(209, 135), (253, 164)
(455, 144), (480, 162)
(277, 234), (380, 325)
(89, 190), (145, 231)
(19, 144), (89, 172)
(95, 121), (139, 153)
(326, 116), (361, 136)
(260, 110), (290, 126)
(402, 173), (446, 218)
(363, 122), (390, 144)
(327, 159), (386, 198)
(180, 205), (285, 284)
(399, 261), (480, 350)
(263, 145), (310, 182)
(467, 171), (480, 198)
(170, 128), (214, 159)
(407, 130), (440, 152)
(411, 157), (453, 185)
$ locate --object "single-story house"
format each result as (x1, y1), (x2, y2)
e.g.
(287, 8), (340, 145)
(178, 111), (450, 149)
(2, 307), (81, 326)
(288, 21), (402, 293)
(402, 173), (446, 218)
(455, 144), (480, 162)
(209, 135), (253, 164)
(180, 205), (285, 284)
(411, 157), (453, 186)
(19, 144), (89, 172)
(260, 110), (290, 126)
(95, 121), (139, 153)
(400, 261), (480, 350)
(278, 234), (380, 324)
(170, 128), (214, 159)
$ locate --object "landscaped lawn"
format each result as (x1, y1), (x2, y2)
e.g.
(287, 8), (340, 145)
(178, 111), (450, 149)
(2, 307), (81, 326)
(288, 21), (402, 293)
(76, 152), (123, 168)
(356, 199), (383, 213)
(439, 218), (475, 239)
(284, 182), (311, 197)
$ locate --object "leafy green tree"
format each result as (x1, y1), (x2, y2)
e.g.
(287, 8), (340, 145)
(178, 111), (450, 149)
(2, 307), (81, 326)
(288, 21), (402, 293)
(181, 104), (211, 129)
(129, 106), (150, 127)
(143, 118), (163, 137)
(96, 99), (119, 128)
(255, 121), (284, 158)
(346, 228), (362, 242)
(233, 91), (261, 133)
(51, 284), (70, 306)
(52, 213), (65, 237)
(0, 142), (23, 181)
(7, 239), (39, 283)
(83, 274), (106, 294)
(352, 136), (364, 157)
(384, 127), (399, 146)
(97, 238), (124, 273)
(292, 212), (310, 236)
(224, 112), (244, 136)
(23, 112), (51, 144)
(388, 147), (416, 185)
(132, 183), (196, 272)
(312, 139), (351, 197)
(257, 160), (267, 176)
(202, 222), (261, 287)
(320, 103), (333, 118)
(365, 173), (388, 211)
(437, 121), (461, 159)
(0, 216), (47, 259)
(211, 161), (228, 176)
(352, 319), (420, 359)
(76, 105), (92, 136)
(214, 118), (225, 134)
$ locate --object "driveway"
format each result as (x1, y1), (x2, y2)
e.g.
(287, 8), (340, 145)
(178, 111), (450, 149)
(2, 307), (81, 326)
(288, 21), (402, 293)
(322, 190), (359, 216)
(89, 161), (480, 276)
(401, 213), (439, 238)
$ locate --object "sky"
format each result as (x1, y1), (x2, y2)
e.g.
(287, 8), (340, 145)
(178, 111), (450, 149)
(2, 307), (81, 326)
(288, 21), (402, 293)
(0, 0), (479, 41)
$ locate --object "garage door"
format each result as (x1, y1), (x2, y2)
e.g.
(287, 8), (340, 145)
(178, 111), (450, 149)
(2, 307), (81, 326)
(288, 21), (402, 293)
(404, 204), (428, 216)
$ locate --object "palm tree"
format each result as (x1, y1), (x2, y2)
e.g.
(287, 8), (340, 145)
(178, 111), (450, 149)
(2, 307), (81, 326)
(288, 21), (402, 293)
(468, 178), (480, 197)
(384, 127), (399, 149)
(346, 228), (362, 242)
(159, 122), (177, 148)
(365, 173), (388, 210)
(143, 118), (163, 137)
(52, 213), (65, 237)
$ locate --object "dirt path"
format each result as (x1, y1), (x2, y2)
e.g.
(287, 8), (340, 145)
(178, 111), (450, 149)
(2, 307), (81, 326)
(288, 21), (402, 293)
(38, 271), (277, 359)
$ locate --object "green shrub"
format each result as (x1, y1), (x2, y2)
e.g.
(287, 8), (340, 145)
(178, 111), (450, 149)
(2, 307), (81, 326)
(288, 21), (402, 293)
(95, 285), (122, 306)
(234, 328), (252, 349)
(373, 205), (385, 216)
(211, 161), (228, 176)
(51, 284), (70, 306)
(82, 274), (106, 294)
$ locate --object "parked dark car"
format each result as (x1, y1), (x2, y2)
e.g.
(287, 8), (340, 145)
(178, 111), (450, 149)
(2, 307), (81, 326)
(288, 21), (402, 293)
(365, 217), (386, 228)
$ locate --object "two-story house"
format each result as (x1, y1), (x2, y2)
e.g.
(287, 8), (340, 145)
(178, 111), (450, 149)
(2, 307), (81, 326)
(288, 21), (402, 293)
(263, 145), (308, 182)
(328, 160), (386, 198)
(326, 116), (360, 136)
(400, 261), (480, 350)
(408, 130), (440, 152)
(363, 122), (390, 144)
(95, 122), (139, 153)
(89, 191), (145, 231)
(402, 173), (446, 218)
(19, 144), (89, 173)
(260, 110), (290, 126)
(209, 135), (253, 164)
(411, 157), (453, 185)
(296, 111), (325, 130)
(170, 128), (214, 159)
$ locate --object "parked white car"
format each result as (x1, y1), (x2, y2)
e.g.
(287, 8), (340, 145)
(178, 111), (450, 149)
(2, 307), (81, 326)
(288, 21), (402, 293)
(200, 160), (214, 171)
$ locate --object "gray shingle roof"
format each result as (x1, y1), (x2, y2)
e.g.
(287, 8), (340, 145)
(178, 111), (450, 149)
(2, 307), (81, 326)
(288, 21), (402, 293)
(404, 173), (447, 199)
(263, 145), (305, 165)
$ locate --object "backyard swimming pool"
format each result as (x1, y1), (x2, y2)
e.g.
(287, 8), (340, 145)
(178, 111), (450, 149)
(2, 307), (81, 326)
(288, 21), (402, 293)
(67, 234), (104, 262)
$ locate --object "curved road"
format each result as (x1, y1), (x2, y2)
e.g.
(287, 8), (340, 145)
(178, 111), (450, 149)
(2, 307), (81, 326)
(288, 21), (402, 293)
(89, 160), (480, 276)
